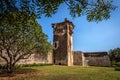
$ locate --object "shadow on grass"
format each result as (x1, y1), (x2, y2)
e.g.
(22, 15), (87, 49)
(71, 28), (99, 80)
(0, 67), (37, 77)
(0, 63), (53, 78)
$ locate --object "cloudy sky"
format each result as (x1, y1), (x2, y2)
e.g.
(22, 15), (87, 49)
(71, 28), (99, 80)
(37, 0), (120, 52)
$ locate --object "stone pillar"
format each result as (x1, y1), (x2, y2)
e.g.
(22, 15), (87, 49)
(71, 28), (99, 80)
(82, 53), (85, 66)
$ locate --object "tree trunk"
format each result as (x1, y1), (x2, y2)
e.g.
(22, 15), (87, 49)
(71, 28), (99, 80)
(6, 62), (14, 76)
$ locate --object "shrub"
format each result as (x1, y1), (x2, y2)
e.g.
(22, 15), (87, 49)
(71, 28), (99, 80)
(115, 67), (120, 71)
(22, 63), (53, 67)
(115, 62), (120, 67)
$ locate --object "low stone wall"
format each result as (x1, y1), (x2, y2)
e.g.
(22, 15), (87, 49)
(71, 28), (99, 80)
(73, 51), (83, 66)
(73, 51), (111, 66)
(0, 51), (111, 67)
(84, 52), (111, 66)
(0, 52), (53, 65)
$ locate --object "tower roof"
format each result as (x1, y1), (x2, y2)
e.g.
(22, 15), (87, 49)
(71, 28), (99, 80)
(52, 18), (74, 29)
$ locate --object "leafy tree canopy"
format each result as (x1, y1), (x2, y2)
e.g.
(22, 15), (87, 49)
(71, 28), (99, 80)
(0, 0), (116, 22)
(0, 11), (52, 73)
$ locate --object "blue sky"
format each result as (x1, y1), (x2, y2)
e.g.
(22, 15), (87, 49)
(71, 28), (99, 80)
(37, 1), (120, 52)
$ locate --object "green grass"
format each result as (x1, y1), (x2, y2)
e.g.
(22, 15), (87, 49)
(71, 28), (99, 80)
(12, 66), (120, 80)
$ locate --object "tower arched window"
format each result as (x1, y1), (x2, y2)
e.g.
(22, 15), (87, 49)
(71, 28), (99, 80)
(53, 41), (59, 50)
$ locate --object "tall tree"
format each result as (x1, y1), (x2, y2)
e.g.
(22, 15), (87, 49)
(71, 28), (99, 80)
(0, 12), (52, 74)
(0, 0), (116, 22)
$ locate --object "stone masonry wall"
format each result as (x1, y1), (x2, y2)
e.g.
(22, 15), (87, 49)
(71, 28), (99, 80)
(0, 52), (52, 65)
(84, 52), (111, 66)
(52, 19), (74, 66)
(73, 51), (83, 66)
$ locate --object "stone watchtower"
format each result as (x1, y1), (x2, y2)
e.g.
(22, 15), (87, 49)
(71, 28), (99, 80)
(52, 18), (74, 66)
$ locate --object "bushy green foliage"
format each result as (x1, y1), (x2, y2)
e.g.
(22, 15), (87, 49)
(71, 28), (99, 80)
(115, 67), (120, 71)
(0, 0), (116, 22)
(21, 63), (53, 67)
(0, 12), (52, 73)
(115, 62), (120, 67)
(109, 48), (120, 66)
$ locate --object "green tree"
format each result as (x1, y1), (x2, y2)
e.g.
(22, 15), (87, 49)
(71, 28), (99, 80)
(0, 0), (116, 22)
(0, 12), (52, 74)
(109, 48), (120, 66)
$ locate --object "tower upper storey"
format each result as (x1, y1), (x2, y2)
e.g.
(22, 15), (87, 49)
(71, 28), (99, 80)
(52, 18), (74, 36)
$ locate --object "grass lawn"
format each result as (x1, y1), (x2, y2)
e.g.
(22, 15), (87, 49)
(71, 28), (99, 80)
(1, 65), (120, 80)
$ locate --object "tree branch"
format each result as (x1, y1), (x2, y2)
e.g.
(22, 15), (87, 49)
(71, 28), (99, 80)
(0, 50), (8, 64)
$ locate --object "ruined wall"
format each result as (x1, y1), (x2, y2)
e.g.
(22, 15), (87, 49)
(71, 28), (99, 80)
(17, 54), (35, 64)
(18, 52), (53, 64)
(84, 52), (111, 66)
(0, 52), (52, 65)
(73, 51), (83, 66)
(73, 51), (111, 66)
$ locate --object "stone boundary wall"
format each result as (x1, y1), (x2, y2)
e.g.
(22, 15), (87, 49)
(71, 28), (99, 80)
(0, 52), (52, 65)
(73, 51), (111, 66)
(84, 52), (111, 66)
(73, 51), (83, 66)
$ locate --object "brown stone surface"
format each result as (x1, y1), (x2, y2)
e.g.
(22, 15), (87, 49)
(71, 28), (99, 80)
(0, 52), (52, 65)
(52, 18), (74, 66)
(73, 51), (83, 65)
(84, 52), (111, 66)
